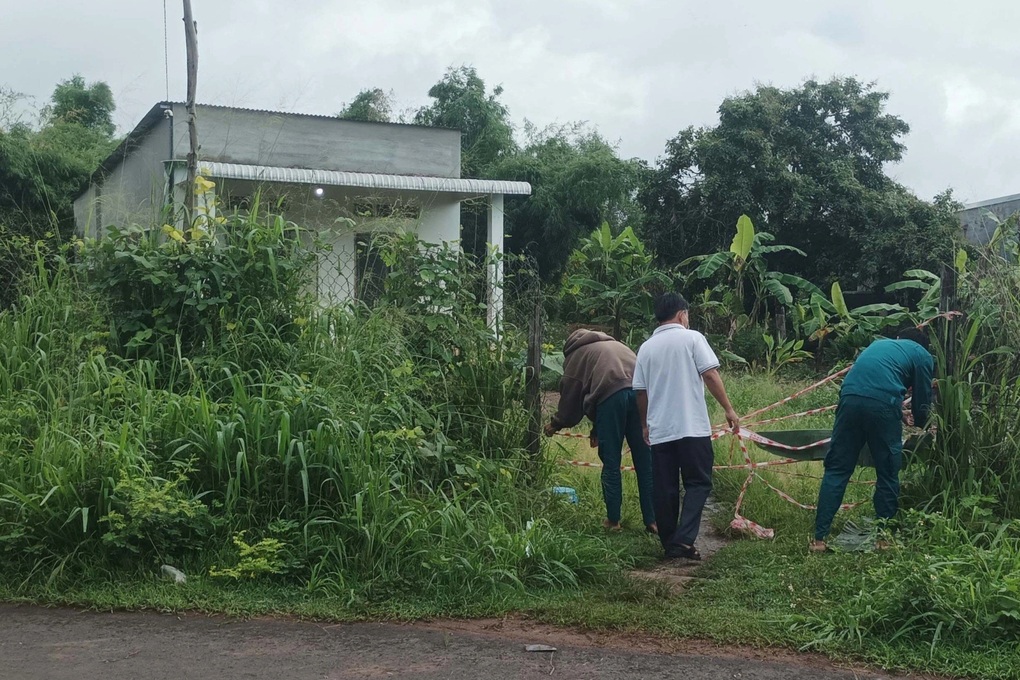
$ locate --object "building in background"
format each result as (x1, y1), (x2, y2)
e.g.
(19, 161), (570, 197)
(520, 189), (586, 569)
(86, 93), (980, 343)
(73, 102), (530, 316)
(957, 193), (1020, 247)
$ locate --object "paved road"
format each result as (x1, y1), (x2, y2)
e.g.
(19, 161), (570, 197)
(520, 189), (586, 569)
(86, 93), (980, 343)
(0, 604), (906, 679)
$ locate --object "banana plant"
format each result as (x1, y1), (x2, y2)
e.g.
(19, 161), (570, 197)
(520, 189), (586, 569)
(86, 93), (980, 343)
(681, 214), (821, 340)
(796, 281), (909, 357)
(563, 222), (671, 339)
(760, 333), (813, 376)
(884, 269), (941, 321)
(987, 210), (1020, 260)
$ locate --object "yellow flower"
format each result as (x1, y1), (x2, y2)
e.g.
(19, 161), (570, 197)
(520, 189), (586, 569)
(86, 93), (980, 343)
(194, 175), (216, 195)
(161, 224), (186, 244)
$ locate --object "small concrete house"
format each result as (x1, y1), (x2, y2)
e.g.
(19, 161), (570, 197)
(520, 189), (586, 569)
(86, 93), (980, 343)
(73, 102), (531, 315)
(957, 193), (1020, 246)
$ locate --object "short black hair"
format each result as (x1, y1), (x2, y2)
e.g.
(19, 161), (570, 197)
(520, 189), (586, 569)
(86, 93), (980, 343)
(654, 292), (689, 322)
(898, 327), (931, 351)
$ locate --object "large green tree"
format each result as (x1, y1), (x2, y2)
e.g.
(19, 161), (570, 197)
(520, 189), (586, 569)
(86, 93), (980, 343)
(337, 88), (393, 123)
(415, 66), (516, 178)
(640, 78), (959, 289)
(489, 125), (644, 280)
(1, 78), (117, 305)
(44, 75), (116, 136)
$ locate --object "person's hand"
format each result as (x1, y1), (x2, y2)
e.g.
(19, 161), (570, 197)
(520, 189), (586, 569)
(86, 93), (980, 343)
(642, 425), (651, 446)
(724, 408), (740, 434)
(902, 410), (914, 427)
(543, 423), (557, 437)
(588, 434), (598, 449)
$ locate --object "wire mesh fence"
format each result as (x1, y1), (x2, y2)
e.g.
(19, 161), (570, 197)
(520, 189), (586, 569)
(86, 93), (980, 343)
(310, 234), (544, 334)
(309, 233), (546, 457)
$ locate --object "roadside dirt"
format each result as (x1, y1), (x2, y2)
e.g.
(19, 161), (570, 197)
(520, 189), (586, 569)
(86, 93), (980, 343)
(0, 604), (937, 680)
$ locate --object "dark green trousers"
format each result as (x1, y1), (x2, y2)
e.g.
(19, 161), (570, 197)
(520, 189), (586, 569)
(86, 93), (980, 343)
(593, 388), (656, 526)
(815, 394), (903, 541)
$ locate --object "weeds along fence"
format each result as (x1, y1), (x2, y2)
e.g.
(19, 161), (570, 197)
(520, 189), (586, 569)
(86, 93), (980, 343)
(0, 219), (609, 598)
(313, 233), (546, 457)
(906, 252), (1020, 518)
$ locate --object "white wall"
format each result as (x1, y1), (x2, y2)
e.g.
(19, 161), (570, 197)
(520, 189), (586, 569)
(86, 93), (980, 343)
(212, 179), (464, 307)
(72, 186), (98, 238)
(75, 117), (173, 236)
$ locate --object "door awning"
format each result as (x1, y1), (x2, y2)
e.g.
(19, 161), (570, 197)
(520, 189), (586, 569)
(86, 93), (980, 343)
(189, 161), (532, 196)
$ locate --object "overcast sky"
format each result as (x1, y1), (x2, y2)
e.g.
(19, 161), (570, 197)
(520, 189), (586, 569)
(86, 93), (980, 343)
(4, 0), (1018, 203)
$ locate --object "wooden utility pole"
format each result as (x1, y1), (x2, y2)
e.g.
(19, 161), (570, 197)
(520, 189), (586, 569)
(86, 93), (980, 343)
(774, 305), (786, 343)
(525, 289), (543, 460)
(182, 0), (199, 212)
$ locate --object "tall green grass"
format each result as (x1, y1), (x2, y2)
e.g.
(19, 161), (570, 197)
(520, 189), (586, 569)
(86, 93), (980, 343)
(0, 223), (622, 603)
(904, 253), (1020, 517)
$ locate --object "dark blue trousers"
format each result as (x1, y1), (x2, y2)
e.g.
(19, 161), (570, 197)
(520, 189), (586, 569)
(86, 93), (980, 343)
(651, 436), (714, 550)
(593, 388), (656, 526)
(815, 394), (903, 540)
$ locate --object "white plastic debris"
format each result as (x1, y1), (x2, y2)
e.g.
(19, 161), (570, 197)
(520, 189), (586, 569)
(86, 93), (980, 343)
(161, 564), (187, 584)
(525, 644), (557, 652)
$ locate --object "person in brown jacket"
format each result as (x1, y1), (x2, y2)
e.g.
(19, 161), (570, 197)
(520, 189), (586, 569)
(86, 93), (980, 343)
(544, 329), (657, 532)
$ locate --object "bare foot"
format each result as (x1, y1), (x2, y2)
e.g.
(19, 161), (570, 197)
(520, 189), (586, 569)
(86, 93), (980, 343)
(645, 522), (658, 536)
(602, 519), (622, 532)
(808, 539), (828, 553)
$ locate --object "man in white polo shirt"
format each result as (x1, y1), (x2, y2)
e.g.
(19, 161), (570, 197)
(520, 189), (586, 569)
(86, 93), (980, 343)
(633, 293), (739, 561)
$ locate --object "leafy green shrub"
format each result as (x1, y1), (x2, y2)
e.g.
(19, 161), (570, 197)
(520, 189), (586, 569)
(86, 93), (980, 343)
(759, 334), (812, 376)
(101, 469), (218, 563)
(209, 531), (298, 580)
(80, 189), (314, 363)
(0, 235), (618, 601)
(730, 324), (767, 367)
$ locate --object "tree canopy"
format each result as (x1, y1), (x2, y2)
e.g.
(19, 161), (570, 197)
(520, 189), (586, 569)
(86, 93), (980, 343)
(414, 66), (516, 178)
(639, 78), (959, 289)
(44, 75), (116, 136)
(1, 78), (117, 305)
(489, 125), (643, 280)
(337, 88), (393, 123)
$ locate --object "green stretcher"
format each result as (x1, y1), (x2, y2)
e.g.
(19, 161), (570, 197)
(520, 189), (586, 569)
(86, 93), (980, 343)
(753, 429), (931, 468)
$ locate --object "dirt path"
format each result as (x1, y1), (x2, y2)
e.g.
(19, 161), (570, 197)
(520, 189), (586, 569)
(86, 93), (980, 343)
(1, 604), (927, 680)
(627, 498), (731, 593)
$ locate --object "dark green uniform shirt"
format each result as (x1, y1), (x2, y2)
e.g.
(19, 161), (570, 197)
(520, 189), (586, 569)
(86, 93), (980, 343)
(841, 338), (934, 426)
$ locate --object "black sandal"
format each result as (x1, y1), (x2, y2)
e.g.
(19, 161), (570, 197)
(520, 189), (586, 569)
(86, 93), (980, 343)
(665, 544), (701, 561)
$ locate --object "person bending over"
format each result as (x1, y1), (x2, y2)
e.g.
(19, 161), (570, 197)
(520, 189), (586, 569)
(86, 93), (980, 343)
(545, 329), (657, 533)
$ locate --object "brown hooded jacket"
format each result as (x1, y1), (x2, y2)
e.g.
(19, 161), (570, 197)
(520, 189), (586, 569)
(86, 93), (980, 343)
(549, 329), (637, 430)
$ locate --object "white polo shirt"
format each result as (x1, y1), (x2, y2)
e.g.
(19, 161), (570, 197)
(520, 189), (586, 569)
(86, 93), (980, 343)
(632, 323), (720, 445)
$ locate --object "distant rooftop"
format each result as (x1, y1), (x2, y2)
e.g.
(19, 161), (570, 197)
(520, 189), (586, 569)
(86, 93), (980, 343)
(961, 192), (1020, 211)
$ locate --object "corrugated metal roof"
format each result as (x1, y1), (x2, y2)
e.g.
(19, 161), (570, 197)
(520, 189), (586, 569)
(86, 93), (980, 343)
(187, 102), (457, 131)
(961, 192), (1020, 211)
(198, 162), (532, 196)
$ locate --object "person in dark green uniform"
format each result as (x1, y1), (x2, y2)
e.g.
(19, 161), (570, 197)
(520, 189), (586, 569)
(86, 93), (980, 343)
(544, 329), (657, 533)
(810, 328), (934, 552)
